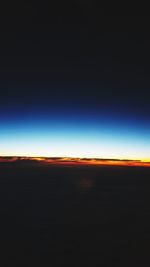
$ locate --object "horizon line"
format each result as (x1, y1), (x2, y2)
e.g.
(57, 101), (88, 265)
(0, 156), (150, 167)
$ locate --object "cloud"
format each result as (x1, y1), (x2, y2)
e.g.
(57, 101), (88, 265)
(0, 156), (150, 167)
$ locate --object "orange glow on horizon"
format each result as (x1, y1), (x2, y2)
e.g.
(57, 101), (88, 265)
(0, 156), (150, 167)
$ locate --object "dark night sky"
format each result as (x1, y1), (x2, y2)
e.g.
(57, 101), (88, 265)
(0, 2), (150, 159)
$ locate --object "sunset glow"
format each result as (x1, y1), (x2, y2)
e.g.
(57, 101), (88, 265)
(0, 156), (150, 167)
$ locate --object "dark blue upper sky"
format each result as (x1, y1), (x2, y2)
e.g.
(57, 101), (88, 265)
(0, 3), (150, 159)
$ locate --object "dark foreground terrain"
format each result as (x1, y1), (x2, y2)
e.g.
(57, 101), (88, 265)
(0, 163), (150, 266)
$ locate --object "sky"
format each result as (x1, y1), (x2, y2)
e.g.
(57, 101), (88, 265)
(0, 3), (150, 160)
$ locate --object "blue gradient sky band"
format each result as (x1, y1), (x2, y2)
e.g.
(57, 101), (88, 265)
(0, 106), (150, 160)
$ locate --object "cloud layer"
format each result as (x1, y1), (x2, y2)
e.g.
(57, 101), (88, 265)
(0, 156), (150, 167)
